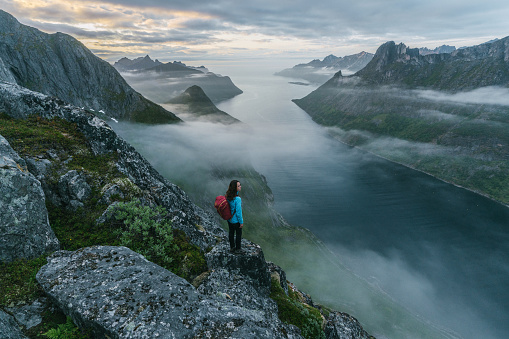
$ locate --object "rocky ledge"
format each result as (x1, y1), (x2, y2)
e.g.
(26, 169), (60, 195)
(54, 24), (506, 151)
(36, 245), (300, 338)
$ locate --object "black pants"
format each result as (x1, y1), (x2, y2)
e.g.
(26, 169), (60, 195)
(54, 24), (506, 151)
(228, 222), (242, 250)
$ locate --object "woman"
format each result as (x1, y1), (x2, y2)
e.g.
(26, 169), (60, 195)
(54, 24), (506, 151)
(226, 180), (243, 253)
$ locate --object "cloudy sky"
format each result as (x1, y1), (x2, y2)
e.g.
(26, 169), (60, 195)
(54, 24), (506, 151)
(1, 0), (508, 64)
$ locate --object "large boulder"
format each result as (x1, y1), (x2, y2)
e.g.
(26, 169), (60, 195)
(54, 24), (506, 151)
(0, 135), (59, 262)
(36, 246), (301, 338)
(0, 310), (28, 339)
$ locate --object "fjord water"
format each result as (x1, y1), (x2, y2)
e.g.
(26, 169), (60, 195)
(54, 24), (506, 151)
(214, 63), (509, 339)
(114, 62), (509, 339)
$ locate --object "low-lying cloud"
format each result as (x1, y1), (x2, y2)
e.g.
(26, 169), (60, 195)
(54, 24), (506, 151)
(414, 86), (509, 106)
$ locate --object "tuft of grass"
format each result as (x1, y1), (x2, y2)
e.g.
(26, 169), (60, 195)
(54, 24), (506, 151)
(269, 278), (325, 339)
(0, 255), (47, 307)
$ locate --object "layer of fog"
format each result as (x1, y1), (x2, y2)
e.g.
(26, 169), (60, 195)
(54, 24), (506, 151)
(414, 86), (509, 106)
(120, 71), (189, 103)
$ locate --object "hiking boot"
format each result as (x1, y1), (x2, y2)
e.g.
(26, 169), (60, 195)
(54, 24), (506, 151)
(234, 248), (243, 254)
(229, 248), (236, 253)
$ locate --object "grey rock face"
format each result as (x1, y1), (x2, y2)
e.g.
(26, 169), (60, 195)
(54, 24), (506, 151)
(0, 135), (59, 262)
(5, 297), (51, 330)
(206, 240), (272, 294)
(324, 312), (373, 339)
(0, 310), (28, 339)
(268, 261), (289, 295)
(58, 170), (92, 209)
(36, 246), (302, 339)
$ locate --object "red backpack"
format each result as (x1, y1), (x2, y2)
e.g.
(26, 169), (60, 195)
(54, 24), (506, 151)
(214, 195), (233, 220)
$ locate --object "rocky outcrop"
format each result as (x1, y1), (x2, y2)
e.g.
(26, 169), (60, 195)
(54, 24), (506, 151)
(0, 134), (59, 262)
(0, 81), (223, 251)
(36, 246), (301, 338)
(167, 85), (241, 124)
(0, 10), (180, 124)
(0, 310), (27, 339)
(205, 240), (271, 293)
(325, 312), (374, 339)
(57, 170), (92, 210)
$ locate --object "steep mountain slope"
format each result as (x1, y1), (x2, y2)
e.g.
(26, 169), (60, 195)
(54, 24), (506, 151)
(294, 38), (509, 205)
(0, 10), (180, 124)
(167, 85), (241, 124)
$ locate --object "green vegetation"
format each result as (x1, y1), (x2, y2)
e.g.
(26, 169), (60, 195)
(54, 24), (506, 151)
(270, 278), (325, 339)
(130, 98), (181, 124)
(0, 256), (47, 307)
(0, 114), (206, 337)
(43, 317), (89, 339)
(108, 199), (177, 267)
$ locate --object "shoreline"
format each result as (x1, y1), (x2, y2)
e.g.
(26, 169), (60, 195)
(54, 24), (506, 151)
(325, 130), (509, 210)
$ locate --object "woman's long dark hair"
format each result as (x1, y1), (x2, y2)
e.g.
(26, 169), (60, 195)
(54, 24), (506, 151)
(226, 180), (239, 201)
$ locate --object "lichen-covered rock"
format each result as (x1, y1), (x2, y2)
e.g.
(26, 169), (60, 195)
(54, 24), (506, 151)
(57, 170), (92, 209)
(205, 240), (272, 293)
(0, 135), (59, 262)
(0, 309), (28, 339)
(324, 311), (374, 339)
(5, 297), (52, 330)
(36, 246), (302, 338)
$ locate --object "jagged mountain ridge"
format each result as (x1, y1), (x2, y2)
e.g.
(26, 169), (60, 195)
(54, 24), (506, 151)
(356, 36), (509, 90)
(113, 55), (163, 71)
(299, 51), (374, 71)
(0, 10), (180, 124)
(167, 85), (241, 124)
(418, 45), (456, 55)
(275, 51), (374, 84)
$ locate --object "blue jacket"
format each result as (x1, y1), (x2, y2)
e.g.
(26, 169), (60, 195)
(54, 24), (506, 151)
(228, 196), (243, 224)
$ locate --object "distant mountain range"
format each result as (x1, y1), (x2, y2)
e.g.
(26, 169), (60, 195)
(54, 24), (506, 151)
(167, 85), (241, 125)
(275, 51), (374, 84)
(418, 45), (456, 55)
(294, 36), (509, 205)
(114, 56), (208, 73)
(0, 10), (179, 124)
(114, 56), (242, 104)
(356, 37), (509, 90)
